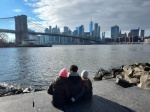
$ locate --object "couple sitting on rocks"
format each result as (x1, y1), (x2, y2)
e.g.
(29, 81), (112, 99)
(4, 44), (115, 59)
(47, 65), (93, 109)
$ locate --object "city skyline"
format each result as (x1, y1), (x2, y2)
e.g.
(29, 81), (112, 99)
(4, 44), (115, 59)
(0, 0), (150, 37)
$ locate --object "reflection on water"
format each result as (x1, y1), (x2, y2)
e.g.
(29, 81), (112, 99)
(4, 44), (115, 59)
(0, 45), (150, 89)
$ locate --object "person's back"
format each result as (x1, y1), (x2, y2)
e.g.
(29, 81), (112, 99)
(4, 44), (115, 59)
(81, 70), (93, 99)
(67, 65), (84, 101)
(47, 68), (70, 107)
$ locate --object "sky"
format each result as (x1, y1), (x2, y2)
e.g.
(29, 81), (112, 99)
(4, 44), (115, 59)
(0, 0), (150, 39)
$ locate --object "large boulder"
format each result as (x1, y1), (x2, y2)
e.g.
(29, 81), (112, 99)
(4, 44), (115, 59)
(116, 77), (133, 88)
(93, 69), (111, 81)
(138, 71), (150, 90)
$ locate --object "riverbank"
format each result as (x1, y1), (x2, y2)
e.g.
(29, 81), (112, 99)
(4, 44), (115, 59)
(0, 79), (150, 112)
(1, 62), (149, 97)
(0, 83), (43, 97)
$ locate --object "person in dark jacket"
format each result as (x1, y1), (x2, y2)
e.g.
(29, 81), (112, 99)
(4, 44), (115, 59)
(81, 70), (93, 99)
(67, 65), (85, 102)
(47, 68), (70, 108)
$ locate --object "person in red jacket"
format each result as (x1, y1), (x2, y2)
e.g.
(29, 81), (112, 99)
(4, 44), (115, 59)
(47, 68), (70, 109)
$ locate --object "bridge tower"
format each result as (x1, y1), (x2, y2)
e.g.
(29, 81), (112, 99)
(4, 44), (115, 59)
(15, 15), (28, 44)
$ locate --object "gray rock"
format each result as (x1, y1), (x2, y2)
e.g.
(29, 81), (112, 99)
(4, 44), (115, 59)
(116, 77), (133, 88)
(0, 86), (6, 89)
(33, 89), (43, 92)
(4, 92), (15, 96)
(144, 66), (150, 71)
(94, 69), (111, 81)
(23, 88), (31, 93)
(138, 71), (150, 89)
(15, 89), (23, 94)
(133, 71), (143, 79)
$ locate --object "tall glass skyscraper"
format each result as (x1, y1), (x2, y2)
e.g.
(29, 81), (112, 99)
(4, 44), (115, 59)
(79, 25), (84, 36)
(111, 25), (119, 39)
(89, 21), (93, 37)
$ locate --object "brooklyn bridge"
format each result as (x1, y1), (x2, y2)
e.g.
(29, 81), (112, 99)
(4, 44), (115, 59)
(0, 15), (100, 45)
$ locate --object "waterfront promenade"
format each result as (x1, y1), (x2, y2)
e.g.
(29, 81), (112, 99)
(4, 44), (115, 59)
(0, 79), (150, 112)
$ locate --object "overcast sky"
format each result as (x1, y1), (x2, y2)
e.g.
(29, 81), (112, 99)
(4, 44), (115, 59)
(0, 0), (150, 37)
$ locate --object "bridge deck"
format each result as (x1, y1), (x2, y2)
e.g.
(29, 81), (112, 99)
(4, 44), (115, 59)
(0, 79), (150, 112)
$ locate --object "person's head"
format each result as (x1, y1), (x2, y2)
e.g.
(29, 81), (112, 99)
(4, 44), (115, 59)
(81, 70), (89, 79)
(59, 68), (68, 78)
(70, 65), (78, 72)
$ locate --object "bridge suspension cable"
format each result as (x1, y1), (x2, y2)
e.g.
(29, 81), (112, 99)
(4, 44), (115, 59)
(0, 17), (14, 19)
(0, 17), (15, 30)
(27, 18), (47, 32)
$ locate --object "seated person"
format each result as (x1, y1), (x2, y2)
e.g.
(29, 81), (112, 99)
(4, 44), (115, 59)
(81, 70), (93, 99)
(67, 65), (85, 102)
(47, 68), (70, 108)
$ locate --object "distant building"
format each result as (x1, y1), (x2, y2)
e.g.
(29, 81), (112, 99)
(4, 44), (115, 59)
(44, 28), (50, 45)
(49, 26), (53, 42)
(22, 39), (38, 45)
(102, 32), (105, 42)
(89, 21), (93, 37)
(111, 25), (119, 40)
(118, 31), (128, 42)
(79, 25), (84, 36)
(64, 26), (69, 33)
(98, 26), (101, 38)
(84, 32), (90, 38)
(76, 27), (79, 35)
(51, 25), (60, 44)
(105, 38), (113, 43)
(128, 28), (145, 42)
(73, 30), (78, 35)
(144, 37), (150, 43)
(94, 23), (98, 37)
(92, 23), (100, 41)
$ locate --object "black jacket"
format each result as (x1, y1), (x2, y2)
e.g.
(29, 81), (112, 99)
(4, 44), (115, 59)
(67, 73), (84, 101)
(47, 77), (70, 107)
(82, 78), (93, 99)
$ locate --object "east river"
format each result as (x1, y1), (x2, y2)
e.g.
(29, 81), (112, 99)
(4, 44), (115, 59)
(0, 45), (150, 90)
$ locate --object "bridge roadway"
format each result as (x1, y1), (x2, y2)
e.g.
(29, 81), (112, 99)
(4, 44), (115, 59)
(0, 29), (100, 43)
(0, 79), (150, 112)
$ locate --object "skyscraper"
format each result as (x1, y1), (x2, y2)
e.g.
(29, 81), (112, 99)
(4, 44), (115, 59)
(79, 25), (84, 36)
(98, 26), (100, 38)
(89, 21), (93, 37)
(111, 25), (119, 39)
(94, 23), (98, 37)
(128, 28), (145, 42)
(64, 26), (69, 33)
(44, 28), (50, 45)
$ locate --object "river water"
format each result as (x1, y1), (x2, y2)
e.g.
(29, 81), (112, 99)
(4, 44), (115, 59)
(0, 45), (150, 90)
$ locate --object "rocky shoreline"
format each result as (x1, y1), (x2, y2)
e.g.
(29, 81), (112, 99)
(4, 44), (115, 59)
(0, 84), (43, 97)
(94, 62), (150, 90)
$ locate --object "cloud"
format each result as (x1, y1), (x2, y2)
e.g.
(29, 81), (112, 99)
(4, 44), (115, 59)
(23, 0), (28, 2)
(12, 9), (22, 12)
(25, 0), (150, 36)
